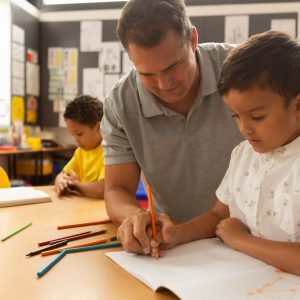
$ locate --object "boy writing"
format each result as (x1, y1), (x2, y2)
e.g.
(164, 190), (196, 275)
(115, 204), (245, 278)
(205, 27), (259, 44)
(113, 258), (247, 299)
(150, 31), (300, 276)
(54, 95), (105, 198)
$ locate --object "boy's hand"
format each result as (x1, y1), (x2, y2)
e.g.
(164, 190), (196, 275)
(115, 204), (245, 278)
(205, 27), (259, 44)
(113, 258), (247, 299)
(64, 170), (80, 189)
(215, 217), (250, 250)
(55, 173), (69, 195)
(149, 213), (178, 258)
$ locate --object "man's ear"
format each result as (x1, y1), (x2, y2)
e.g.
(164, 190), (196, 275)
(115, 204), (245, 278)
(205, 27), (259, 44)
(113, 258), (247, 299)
(190, 26), (198, 52)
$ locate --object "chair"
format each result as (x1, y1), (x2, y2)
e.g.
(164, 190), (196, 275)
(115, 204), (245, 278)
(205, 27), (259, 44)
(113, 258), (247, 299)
(0, 167), (10, 188)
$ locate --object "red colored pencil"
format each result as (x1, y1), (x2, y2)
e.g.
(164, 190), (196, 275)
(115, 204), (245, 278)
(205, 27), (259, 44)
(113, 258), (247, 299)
(57, 219), (112, 230)
(49, 229), (107, 244)
(38, 231), (91, 246)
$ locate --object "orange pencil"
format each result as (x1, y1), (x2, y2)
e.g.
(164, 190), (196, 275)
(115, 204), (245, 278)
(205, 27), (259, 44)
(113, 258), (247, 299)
(57, 219), (112, 230)
(146, 184), (156, 237)
(41, 236), (117, 256)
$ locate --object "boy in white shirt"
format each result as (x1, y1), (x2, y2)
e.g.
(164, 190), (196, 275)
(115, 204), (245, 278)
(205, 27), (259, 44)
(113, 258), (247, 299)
(54, 95), (105, 198)
(150, 31), (300, 276)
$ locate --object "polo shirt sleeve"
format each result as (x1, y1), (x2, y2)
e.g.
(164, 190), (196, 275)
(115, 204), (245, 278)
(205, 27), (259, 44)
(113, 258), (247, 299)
(101, 97), (137, 165)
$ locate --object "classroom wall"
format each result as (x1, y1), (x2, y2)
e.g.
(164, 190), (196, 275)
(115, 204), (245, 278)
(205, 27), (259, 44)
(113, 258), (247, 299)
(11, 1), (300, 135)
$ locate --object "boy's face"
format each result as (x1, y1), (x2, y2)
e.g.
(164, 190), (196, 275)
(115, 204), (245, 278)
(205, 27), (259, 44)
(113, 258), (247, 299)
(223, 87), (300, 153)
(65, 119), (102, 151)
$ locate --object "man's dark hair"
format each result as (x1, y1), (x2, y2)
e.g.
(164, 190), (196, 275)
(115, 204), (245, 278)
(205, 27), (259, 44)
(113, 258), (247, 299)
(64, 95), (103, 127)
(117, 0), (192, 50)
(218, 30), (300, 105)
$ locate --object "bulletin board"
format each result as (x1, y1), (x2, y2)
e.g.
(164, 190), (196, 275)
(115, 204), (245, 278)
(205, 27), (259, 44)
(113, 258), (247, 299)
(12, 3), (40, 126)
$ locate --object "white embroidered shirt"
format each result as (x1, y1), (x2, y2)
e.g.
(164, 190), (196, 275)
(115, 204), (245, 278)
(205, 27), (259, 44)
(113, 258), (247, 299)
(216, 136), (300, 242)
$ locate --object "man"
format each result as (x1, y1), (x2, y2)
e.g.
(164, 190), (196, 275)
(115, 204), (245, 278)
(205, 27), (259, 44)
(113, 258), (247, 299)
(101, 0), (242, 254)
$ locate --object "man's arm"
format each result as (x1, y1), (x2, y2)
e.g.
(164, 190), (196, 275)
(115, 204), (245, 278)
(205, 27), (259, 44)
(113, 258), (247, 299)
(105, 162), (152, 254)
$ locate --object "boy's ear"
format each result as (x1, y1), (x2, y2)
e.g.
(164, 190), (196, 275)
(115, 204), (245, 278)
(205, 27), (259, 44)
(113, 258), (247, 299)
(295, 93), (300, 114)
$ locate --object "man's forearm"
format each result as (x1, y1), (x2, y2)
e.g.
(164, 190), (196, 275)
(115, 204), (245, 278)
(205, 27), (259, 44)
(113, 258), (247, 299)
(105, 188), (145, 226)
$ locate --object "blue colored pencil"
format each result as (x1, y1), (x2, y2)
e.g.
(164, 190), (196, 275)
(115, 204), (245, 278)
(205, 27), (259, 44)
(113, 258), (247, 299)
(65, 241), (121, 253)
(37, 250), (66, 278)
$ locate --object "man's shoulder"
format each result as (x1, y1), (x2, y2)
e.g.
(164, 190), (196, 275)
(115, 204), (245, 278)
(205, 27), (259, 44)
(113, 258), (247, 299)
(198, 42), (236, 53)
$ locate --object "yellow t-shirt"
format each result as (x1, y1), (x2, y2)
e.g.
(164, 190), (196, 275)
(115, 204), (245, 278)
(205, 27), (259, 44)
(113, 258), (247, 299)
(63, 145), (104, 183)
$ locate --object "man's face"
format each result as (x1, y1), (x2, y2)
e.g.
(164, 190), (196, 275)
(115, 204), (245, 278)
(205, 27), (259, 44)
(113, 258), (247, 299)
(128, 28), (199, 108)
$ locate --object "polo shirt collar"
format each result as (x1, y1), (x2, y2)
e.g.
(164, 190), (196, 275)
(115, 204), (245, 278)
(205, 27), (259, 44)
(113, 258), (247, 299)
(136, 46), (219, 118)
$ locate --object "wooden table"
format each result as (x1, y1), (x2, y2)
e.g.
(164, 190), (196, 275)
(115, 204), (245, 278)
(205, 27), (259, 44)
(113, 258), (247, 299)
(0, 186), (176, 300)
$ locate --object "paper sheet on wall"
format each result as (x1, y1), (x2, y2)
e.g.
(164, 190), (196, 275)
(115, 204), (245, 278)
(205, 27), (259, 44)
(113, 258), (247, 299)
(104, 74), (120, 97)
(81, 21), (102, 52)
(271, 19), (296, 38)
(98, 42), (121, 73)
(225, 15), (249, 44)
(12, 24), (25, 45)
(12, 42), (25, 62)
(12, 61), (25, 80)
(26, 62), (40, 96)
(83, 68), (104, 100)
(12, 78), (25, 97)
(48, 47), (63, 69)
(107, 238), (300, 300)
(122, 51), (133, 74)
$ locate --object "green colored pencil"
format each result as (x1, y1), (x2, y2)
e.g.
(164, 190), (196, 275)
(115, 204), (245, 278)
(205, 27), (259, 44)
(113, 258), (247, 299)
(1, 221), (32, 241)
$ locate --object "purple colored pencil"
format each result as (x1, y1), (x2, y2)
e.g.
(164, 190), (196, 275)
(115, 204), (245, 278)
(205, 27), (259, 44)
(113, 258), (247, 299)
(38, 231), (91, 246)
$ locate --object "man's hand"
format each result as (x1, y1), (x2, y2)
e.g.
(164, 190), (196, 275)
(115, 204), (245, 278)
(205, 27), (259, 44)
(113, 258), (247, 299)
(117, 210), (152, 254)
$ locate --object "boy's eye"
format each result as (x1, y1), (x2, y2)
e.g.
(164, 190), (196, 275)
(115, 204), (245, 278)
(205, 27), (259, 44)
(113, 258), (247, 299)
(251, 116), (265, 121)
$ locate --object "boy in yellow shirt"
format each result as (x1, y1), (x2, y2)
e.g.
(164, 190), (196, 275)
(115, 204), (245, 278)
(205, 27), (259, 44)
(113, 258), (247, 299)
(55, 95), (104, 198)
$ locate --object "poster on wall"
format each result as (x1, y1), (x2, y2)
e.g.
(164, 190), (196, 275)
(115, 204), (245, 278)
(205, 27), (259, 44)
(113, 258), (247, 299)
(225, 15), (249, 44)
(98, 42), (121, 73)
(83, 68), (104, 101)
(26, 96), (38, 124)
(271, 19), (296, 38)
(26, 62), (40, 96)
(80, 21), (102, 52)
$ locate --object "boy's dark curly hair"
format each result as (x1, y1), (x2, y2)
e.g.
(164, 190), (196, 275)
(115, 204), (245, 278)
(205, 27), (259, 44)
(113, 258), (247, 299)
(63, 95), (103, 127)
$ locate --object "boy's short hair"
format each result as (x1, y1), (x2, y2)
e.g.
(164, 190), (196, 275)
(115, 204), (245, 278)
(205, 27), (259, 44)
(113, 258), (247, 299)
(117, 0), (192, 51)
(64, 95), (103, 127)
(218, 30), (300, 105)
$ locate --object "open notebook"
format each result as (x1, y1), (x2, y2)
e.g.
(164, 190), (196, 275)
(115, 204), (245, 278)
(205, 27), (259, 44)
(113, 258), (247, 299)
(107, 238), (300, 300)
(0, 187), (51, 207)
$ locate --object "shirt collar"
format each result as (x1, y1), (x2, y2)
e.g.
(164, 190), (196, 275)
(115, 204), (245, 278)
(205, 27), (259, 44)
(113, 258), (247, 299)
(136, 46), (219, 118)
(261, 135), (300, 160)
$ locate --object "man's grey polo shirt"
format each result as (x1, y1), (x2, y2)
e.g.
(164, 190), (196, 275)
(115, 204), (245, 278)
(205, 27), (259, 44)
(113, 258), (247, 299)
(101, 43), (243, 222)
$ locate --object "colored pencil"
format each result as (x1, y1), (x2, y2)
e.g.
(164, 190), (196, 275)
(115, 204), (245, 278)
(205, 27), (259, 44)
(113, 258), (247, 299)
(146, 185), (157, 238)
(37, 242), (121, 278)
(65, 241), (121, 253)
(57, 219), (112, 230)
(41, 236), (118, 256)
(37, 250), (66, 278)
(49, 229), (107, 244)
(38, 231), (91, 246)
(1, 221), (32, 242)
(26, 240), (68, 257)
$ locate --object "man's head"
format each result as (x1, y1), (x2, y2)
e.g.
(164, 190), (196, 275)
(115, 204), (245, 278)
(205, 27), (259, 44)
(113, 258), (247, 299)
(117, 0), (192, 51)
(218, 31), (300, 153)
(64, 95), (103, 151)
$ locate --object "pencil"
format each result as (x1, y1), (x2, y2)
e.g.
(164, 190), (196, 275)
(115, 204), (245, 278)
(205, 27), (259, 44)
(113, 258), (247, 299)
(65, 241), (121, 254)
(1, 221), (32, 242)
(57, 219), (112, 230)
(41, 236), (117, 256)
(146, 185), (156, 237)
(37, 250), (66, 278)
(26, 240), (68, 257)
(38, 231), (91, 246)
(49, 229), (107, 244)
